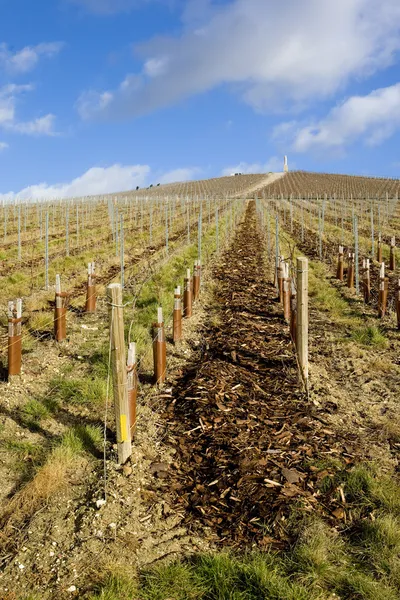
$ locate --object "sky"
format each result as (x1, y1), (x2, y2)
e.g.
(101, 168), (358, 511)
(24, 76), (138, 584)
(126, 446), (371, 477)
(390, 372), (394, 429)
(1, 0), (400, 199)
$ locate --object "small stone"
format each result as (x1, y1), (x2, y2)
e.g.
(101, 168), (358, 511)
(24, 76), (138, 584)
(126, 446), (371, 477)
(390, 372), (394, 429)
(67, 585), (77, 593)
(95, 499), (107, 508)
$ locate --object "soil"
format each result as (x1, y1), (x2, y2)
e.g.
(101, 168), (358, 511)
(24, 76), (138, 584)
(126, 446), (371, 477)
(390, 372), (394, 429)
(0, 200), (398, 599)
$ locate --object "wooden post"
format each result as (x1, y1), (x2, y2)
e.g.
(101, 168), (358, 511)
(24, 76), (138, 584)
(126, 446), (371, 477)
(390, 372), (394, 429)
(290, 279), (297, 344)
(396, 279), (400, 330)
(378, 263), (389, 318)
(173, 286), (182, 343)
(85, 262), (97, 312)
(347, 253), (355, 290)
(377, 234), (382, 263)
(54, 275), (67, 341)
(153, 307), (166, 384)
(336, 245), (344, 281)
(296, 257), (308, 388)
(8, 298), (22, 377)
(107, 283), (132, 464)
(282, 262), (291, 323)
(278, 256), (284, 302)
(363, 258), (370, 303)
(193, 260), (201, 300)
(183, 268), (192, 318)
(127, 342), (137, 441)
(390, 237), (396, 271)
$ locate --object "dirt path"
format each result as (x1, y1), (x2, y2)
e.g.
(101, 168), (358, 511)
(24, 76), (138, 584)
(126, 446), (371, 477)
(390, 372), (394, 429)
(237, 172), (286, 197)
(163, 201), (348, 548)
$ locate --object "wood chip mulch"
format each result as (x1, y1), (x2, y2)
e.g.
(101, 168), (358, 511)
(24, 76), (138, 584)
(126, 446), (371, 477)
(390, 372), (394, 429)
(163, 202), (357, 547)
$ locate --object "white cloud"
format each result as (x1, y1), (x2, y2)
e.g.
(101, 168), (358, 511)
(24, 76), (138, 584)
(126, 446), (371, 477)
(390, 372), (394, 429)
(11, 114), (56, 136)
(77, 0), (400, 120)
(0, 42), (63, 74)
(0, 84), (57, 136)
(221, 157), (284, 176)
(283, 82), (400, 152)
(0, 141), (8, 151)
(0, 163), (202, 200)
(158, 167), (201, 184)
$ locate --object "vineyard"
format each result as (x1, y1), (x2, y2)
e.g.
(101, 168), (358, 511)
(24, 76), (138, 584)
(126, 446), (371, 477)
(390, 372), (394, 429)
(0, 170), (400, 600)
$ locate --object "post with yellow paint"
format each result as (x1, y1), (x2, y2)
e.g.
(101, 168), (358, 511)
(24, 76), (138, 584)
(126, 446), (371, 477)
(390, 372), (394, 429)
(107, 283), (132, 464)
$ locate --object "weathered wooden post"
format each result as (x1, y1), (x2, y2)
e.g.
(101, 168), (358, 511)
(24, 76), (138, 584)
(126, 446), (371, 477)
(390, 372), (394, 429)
(85, 262), (97, 312)
(336, 245), (344, 281)
(193, 260), (201, 300)
(296, 257), (308, 388)
(183, 268), (192, 318)
(54, 275), (67, 341)
(173, 286), (182, 343)
(347, 253), (355, 290)
(377, 233), (382, 263)
(390, 237), (396, 271)
(153, 307), (166, 385)
(378, 263), (388, 318)
(8, 299), (22, 378)
(290, 279), (297, 343)
(363, 259), (371, 304)
(397, 279), (400, 330)
(107, 283), (132, 464)
(127, 342), (137, 441)
(278, 256), (284, 302)
(282, 262), (291, 323)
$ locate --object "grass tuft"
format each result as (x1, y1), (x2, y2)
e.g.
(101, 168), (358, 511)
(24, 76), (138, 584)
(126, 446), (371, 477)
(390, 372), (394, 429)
(49, 375), (107, 406)
(350, 326), (388, 348)
(87, 574), (137, 600)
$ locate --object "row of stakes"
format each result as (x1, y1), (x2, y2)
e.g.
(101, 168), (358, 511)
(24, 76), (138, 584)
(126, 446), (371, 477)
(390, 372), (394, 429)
(6, 259), (203, 398)
(336, 237), (400, 324)
(276, 259), (297, 341)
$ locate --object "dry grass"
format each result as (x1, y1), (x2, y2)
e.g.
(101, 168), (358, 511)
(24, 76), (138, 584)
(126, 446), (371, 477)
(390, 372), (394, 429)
(0, 428), (93, 553)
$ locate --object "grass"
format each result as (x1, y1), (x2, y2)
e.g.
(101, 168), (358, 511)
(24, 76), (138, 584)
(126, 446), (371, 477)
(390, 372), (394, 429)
(86, 463), (400, 600)
(308, 261), (359, 325)
(350, 325), (388, 347)
(20, 398), (51, 428)
(0, 425), (102, 554)
(48, 374), (107, 406)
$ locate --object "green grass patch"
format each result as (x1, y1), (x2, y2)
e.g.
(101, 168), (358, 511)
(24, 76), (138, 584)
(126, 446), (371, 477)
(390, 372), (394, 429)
(60, 424), (103, 456)
(87, 574), (138, 600)
(86, 464), (400, 600)
(349, 325), (388, 348)
(49, 374), (107, 406)
(20, 398), (51, 427)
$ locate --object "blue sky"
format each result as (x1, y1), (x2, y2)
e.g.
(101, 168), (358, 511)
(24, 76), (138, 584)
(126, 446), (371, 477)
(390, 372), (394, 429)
(1, 0), (400, 198)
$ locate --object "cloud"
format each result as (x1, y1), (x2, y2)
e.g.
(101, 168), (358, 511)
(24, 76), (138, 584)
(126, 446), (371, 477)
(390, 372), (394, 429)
(11, 114), (56, 136)
(0, 163), (201, 200)
(0, 42), (63, 74)
(158, 167), (201, 184)
(0, 84), (57, 136)
(281, 82), (400, 152)
(67, 0), (153, 15)
(221, 157), (284, 176)
(0, 141), (8, 151)
(77, 0), (400, 121)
